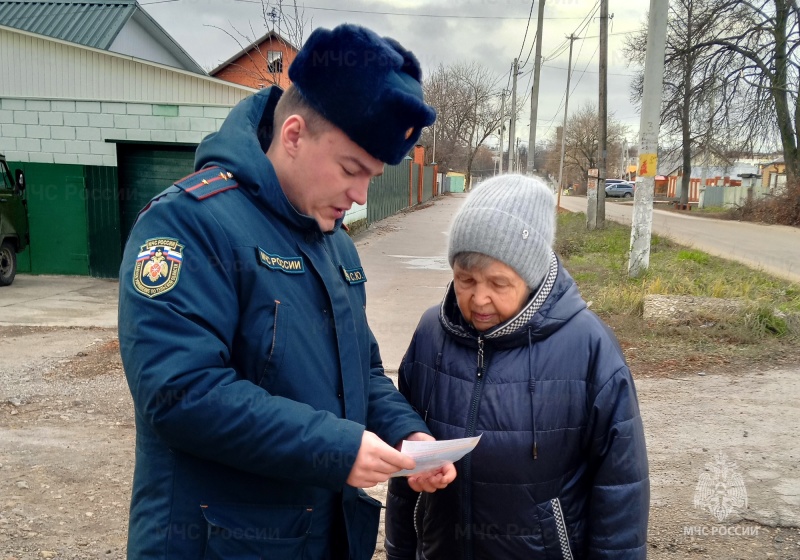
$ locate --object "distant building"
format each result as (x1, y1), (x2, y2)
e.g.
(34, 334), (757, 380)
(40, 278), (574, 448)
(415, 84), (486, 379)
(210, 30), (298, 90)
(760, 156), (786, 193)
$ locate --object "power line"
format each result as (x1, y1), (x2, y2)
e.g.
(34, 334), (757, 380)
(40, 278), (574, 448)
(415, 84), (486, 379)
(214, 1), (590, 20)
(542, 63), (636, 77)
(542, 0), (600, 62)
(540, 40), (600, 140)
(520, 32), (537, 70)
(516, 0), (536, 63)
(584, 30), (638, 39)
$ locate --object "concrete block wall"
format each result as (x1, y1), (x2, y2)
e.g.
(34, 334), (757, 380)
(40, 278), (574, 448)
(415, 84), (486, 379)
(343, 202), (367, 227)
(0, 97), (232, 166)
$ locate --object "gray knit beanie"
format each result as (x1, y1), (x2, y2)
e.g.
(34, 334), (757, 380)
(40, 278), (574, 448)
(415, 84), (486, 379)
(448, 174), (556, 289)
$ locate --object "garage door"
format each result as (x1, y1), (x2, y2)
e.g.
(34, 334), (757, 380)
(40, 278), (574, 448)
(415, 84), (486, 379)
(117, 144), (197, 244)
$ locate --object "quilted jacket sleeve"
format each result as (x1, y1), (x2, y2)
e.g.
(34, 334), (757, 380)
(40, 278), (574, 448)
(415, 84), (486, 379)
(384, 332), (422, 560)
(365, 326), (431, 447)
(586, 358), (650, 559)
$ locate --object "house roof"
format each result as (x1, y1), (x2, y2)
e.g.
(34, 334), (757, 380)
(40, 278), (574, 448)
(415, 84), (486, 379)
(210, 29), (298, 76)
(0, 0), (135, 49)
(0, 0), (204, 73)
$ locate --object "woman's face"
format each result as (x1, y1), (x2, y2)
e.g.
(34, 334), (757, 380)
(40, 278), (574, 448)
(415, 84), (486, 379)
(453, 258), (530, 331)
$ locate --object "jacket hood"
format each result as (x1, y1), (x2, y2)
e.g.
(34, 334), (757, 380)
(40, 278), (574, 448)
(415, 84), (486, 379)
(194, 87), (332, 232)
(439, 252), (587, 349)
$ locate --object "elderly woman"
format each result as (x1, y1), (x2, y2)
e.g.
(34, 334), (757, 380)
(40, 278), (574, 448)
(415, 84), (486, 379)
(385, 175), (649, 560)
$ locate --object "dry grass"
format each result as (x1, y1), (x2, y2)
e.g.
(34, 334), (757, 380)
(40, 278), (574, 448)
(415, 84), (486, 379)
(555, 212), (800, 378)
(727, 181), (800, 226)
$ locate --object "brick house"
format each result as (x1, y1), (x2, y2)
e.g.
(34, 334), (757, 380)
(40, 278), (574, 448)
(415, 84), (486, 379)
(210, 30), (298, 90)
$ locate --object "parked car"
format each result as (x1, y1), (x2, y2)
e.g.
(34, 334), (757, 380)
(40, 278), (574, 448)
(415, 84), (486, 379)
(605, 180), (635, 198)
(0, 153), (28, 286)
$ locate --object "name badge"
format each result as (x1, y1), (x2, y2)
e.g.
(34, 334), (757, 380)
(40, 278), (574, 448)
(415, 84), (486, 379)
(258, 248), (305, 274)
(341, 265), (366, 285)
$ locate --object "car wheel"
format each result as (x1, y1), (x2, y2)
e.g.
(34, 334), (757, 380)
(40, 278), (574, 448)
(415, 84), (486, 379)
(624, 192), (633, 198)
(0, 240), (17, 286)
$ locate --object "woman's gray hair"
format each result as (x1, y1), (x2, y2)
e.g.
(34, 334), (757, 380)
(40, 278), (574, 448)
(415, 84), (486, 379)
(452, 251), (535, 294)
(452, 252), (499, 274)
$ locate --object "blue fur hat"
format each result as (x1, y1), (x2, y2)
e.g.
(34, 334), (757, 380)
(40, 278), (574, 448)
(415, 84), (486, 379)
(289, 24), (436, 165)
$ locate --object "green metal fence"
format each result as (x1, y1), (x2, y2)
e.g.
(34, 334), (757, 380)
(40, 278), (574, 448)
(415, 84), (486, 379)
(423, 166), (434, 202)
(367, 159), (411, 224)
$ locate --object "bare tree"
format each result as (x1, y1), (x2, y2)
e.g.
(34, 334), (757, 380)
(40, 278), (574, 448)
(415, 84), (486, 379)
(419, 62), (513, 188)
(209, 0), (310, 87)
(559, 102), (629, 192)
(691, 0), (800, 185)
(625, 0), (744, 205)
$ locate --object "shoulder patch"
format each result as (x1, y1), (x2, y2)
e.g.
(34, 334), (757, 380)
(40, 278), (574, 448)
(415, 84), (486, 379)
(133, 238), (184, 298)
(174, 166), (238, 200)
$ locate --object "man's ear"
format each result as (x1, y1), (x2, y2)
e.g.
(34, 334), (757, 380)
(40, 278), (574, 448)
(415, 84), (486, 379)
(280, 114), (306, 158)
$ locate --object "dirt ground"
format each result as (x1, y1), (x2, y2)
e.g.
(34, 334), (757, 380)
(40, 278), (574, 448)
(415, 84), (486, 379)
(1, 326), (799, 559)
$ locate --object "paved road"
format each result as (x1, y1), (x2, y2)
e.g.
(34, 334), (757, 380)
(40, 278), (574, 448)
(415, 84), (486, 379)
(558, 195), (800, 283)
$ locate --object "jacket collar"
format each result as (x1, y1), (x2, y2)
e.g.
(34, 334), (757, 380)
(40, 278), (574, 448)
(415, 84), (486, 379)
(438, 252), (589, 348)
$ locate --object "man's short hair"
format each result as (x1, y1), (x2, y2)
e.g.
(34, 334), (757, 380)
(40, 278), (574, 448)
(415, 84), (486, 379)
(272, 85), (332, 138)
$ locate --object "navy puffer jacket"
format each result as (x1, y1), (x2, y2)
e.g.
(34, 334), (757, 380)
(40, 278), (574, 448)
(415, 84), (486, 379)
(119, 87), (429, 560)
(385, 253), (649, 559)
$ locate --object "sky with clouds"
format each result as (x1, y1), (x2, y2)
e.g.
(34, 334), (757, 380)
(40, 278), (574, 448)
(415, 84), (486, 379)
(141, 0), (652, 149)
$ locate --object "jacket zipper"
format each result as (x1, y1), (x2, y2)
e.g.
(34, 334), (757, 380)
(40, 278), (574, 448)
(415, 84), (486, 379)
(258, 300), (281, 386)
(268, 300), (281, 362)
(551, 498), (574, 560)
(462, 336), (487, 560)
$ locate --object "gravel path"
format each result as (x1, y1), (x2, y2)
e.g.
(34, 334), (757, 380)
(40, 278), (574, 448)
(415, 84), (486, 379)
(1, 326), (798, 559)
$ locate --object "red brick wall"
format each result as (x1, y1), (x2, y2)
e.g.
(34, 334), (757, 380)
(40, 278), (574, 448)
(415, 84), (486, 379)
(413, 145), (425, 166)
(213, 38), (296, 90)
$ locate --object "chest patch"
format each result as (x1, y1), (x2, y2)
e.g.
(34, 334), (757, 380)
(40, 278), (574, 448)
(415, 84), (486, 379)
(133, 238), (184, 298)
(258, 248), (305, 274)
(341, 265), (366, 285)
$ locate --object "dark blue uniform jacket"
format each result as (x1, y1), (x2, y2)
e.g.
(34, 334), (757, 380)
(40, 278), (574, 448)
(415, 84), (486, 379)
(385, 255), (650, 560)
(118, 87), (429, 559)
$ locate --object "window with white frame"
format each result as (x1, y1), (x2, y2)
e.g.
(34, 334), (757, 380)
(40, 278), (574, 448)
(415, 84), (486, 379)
(267, 51), (283, 74)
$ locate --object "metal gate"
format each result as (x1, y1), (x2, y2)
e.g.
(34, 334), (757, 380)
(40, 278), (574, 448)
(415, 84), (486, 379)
(14, 162), (90, 275)
(117, 143), (197, 245)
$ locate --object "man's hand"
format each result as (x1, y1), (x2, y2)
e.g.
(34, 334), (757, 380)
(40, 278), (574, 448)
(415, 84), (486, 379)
(401, 432), (458, 493)
(346, 431), (416, 488)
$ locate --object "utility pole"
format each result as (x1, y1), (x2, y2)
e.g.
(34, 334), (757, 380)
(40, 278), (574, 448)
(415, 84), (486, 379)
(621, 137), (627, 179)
(556, 35), (577, 210)
(499, 90), (506, 174)
(527, 0), (546, 175)
(509, 58), (519, 174)
(589, 0), (609, 230)
(432, 122), (436, 164)
(699, 76), (715, 205)
(628, 0), (669, 277)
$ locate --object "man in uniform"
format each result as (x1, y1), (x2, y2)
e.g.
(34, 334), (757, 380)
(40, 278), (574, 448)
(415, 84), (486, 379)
(118, 23), (455, 560)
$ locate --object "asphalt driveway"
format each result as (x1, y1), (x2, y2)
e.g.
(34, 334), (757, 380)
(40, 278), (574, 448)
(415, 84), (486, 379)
(0, 275), (118, 328)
